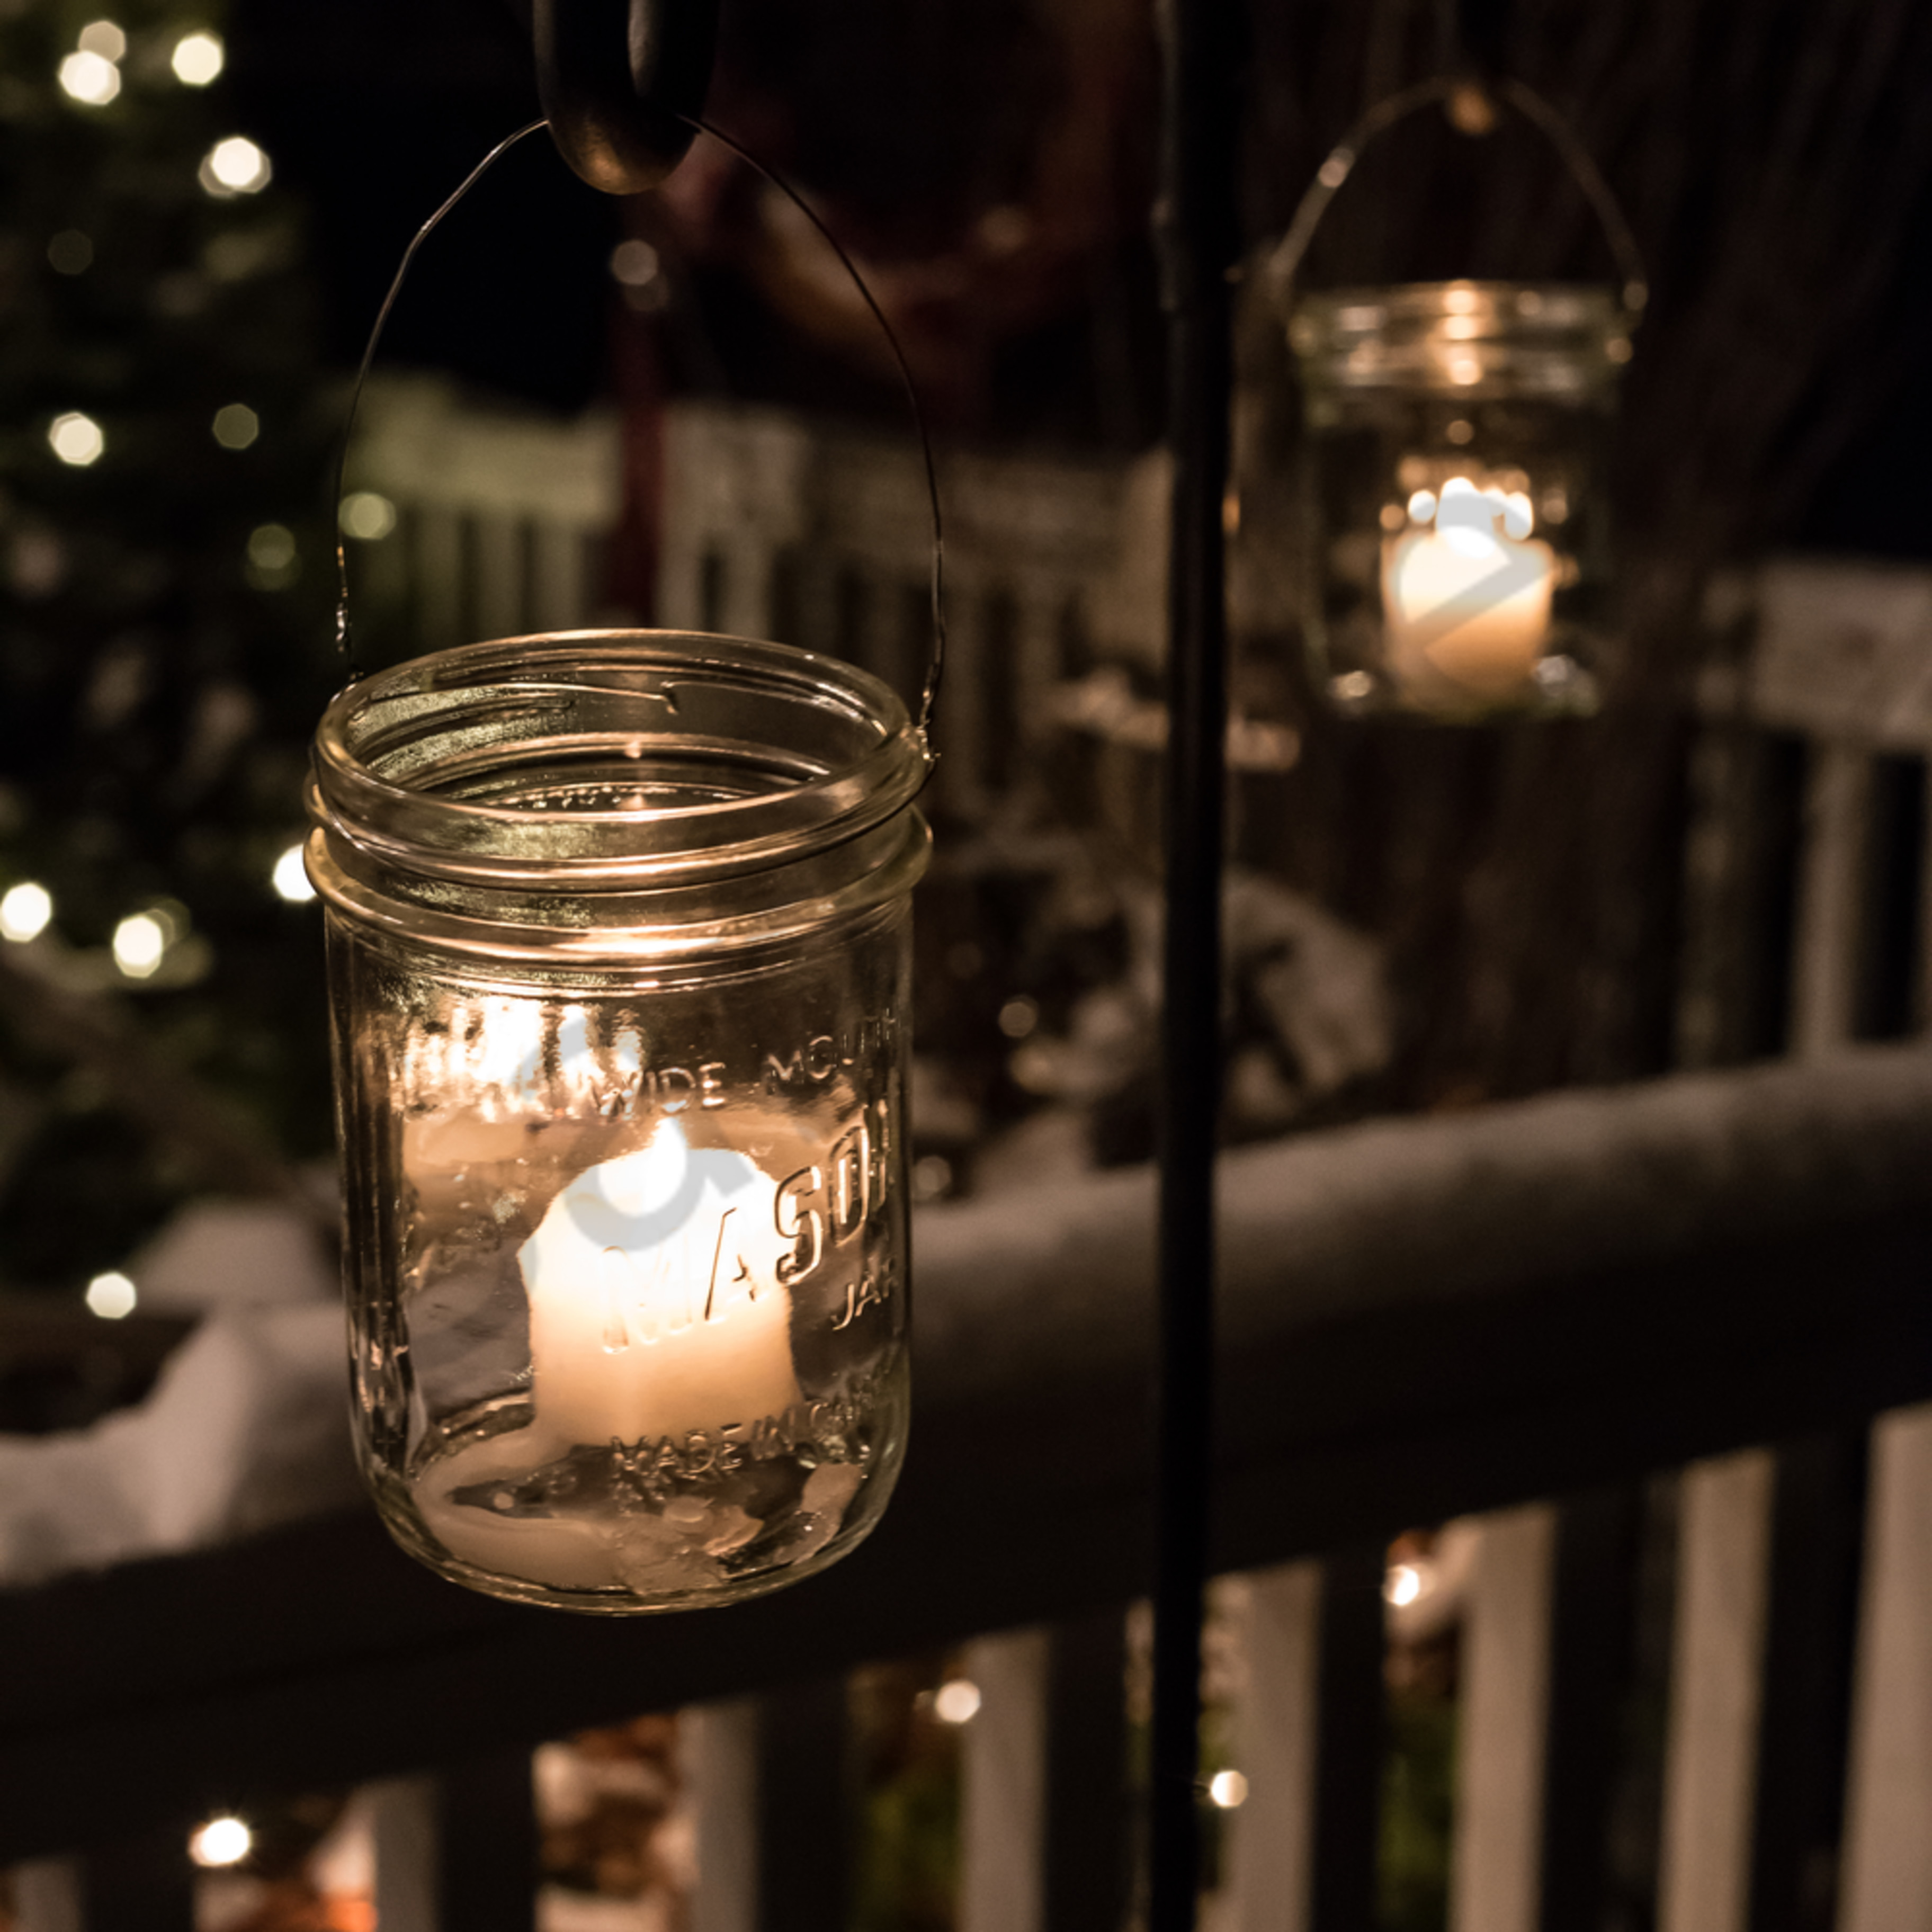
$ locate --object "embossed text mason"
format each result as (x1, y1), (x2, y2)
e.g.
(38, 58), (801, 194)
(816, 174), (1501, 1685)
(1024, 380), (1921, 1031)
(306, 633), (929, 1613)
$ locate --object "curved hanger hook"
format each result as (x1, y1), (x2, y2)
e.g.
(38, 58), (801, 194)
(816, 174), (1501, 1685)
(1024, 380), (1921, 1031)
(529, 0), (720, 194)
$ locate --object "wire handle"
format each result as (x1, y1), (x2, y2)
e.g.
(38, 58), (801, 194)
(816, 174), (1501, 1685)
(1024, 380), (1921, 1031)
(332, 119), (947, 746)
(677, 113), (946, 740)
(1266, 76), (1649, 321)
(331, 118), (548, 681)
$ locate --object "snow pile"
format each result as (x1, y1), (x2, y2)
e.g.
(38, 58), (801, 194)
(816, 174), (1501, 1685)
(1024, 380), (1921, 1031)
(0, 1201), (357, 1589)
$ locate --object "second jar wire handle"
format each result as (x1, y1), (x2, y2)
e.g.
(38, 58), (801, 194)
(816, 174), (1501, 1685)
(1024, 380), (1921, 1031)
(331, 117), (948, 747)
(1266, 75), (1648, 325)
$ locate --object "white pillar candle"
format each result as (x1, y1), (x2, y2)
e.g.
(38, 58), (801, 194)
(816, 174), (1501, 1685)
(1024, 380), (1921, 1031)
(1382, 477), (1556, 699)
(518, 1115), (803, 1447)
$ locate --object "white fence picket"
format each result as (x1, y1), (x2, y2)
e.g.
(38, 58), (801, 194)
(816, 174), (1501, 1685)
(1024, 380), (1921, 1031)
(689, 1699), (761, 1932)
(368, 1775), (439, 1932)
(531, 520), (591, 634)
(1791, 743), (1872, 1059)
(474, 508), (525, 643)
(414, 505), (466, 654)
(1449, 1506), (1557, 1932)
(1657, 1450), (1776, 1932)
(1838, 1403), (1932, 1932)
(958, 1629), (1051, 1932)
(1219, 1563), (1321, 1932)
(10, 1858), (83, 1932)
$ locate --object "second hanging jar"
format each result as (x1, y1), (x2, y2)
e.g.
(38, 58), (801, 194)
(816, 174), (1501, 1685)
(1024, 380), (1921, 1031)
(1289, 278), (1631, 719)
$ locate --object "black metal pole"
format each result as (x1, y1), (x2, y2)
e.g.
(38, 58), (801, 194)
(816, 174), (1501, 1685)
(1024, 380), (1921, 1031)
(1150, 2), (1238, 1929)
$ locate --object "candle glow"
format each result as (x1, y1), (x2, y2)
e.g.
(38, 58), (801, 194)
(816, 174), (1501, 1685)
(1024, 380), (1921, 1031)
(1381, 473), (1555, 699)
(520, 1116), (802, 1447)
(397, 996), (890, 1602)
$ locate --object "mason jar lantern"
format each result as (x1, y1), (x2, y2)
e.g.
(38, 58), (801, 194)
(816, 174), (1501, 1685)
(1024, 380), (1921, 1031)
(1290, 279), (1631, 718)
(306, 631), (929, 1613)
(1267, 78), (1645, 722)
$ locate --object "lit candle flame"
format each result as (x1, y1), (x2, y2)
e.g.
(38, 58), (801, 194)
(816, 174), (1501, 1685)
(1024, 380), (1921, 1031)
(1382, 473), (1555, 698)
(521, 1116), (802, 1445)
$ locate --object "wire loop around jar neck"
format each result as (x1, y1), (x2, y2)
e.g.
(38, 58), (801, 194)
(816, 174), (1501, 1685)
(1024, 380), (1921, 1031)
(330, 119), (947, 748)
(1265, 75), (1649, 328)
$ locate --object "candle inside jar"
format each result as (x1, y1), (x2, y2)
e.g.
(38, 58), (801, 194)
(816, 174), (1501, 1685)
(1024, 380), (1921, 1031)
(1381, 475), (1556, 699)
(395, 1007), (878, 1602)
(520, 1114), (803, 1447)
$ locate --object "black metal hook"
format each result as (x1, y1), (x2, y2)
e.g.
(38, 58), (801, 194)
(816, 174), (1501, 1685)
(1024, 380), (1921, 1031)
(523, 0), (719, 194)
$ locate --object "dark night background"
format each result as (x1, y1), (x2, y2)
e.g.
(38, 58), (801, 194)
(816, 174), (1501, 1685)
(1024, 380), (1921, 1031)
(221, 0), (1932, 552)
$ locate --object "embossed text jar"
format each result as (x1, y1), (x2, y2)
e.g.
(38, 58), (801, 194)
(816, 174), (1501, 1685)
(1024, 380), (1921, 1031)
(306, 632), (930, 1613)
(1290, 280), (1630, 720)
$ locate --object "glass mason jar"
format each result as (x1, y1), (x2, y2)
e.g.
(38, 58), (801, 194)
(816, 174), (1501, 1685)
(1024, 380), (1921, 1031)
(1289, 280), (1631, 720)
(305, 631), (931, 1614)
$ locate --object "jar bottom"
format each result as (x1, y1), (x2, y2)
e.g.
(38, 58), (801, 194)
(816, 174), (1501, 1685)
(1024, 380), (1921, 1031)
(370, 1365), (907, 1614)
(1323, 643), (1600, 720)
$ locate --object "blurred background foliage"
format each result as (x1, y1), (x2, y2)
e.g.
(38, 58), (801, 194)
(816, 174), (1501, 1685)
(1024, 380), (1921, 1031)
(0, 0), (339, 1288)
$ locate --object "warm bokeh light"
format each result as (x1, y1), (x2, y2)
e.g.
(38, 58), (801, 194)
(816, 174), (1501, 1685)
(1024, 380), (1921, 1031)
(338, 490), (397, 541)
(610, 239), (660, 287)
(212, 402), (260, 450)
(189, 1817), (252, 1868)
(77, 20), (127, 59)
(112, 911), (166, 978)
(47, 229), (93, 276)
(1385, 1557), (1442, 1609)
(248, 524), (296, 572)
(48, 412), (105, 467)
(997, 995), (1039, 1040)
(933, 1679), (981, 1725)
(910, 1152), (953, 1201)
(57, 50), (120, 105)
(171, 30), (224, 85)
(0, 882), (53, 943)
(1208, 1769), (1249, 1810)
(272, 844), (317, 904)
(86, 1271), (137, 1320)
(200, 135), (271, 197)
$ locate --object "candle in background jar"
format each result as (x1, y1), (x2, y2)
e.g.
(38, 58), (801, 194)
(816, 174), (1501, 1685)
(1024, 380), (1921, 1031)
(1381, 475), (1557, 701)
(1286, 281), (1627, 720)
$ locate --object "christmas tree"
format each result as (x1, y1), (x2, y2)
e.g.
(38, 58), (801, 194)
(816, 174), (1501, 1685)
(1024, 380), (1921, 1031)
(0, 0), (339, 1301)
